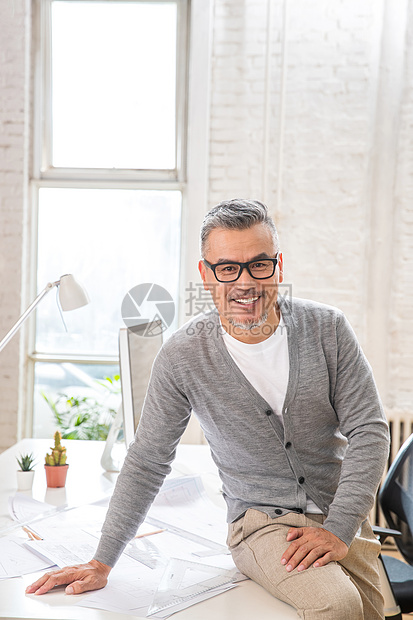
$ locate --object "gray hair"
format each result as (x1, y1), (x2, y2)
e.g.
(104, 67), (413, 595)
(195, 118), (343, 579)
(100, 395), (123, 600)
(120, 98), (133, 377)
(200, 199), (279, 257)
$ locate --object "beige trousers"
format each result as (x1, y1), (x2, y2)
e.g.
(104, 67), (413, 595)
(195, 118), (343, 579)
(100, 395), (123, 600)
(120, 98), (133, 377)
(227, 509), (384, 620)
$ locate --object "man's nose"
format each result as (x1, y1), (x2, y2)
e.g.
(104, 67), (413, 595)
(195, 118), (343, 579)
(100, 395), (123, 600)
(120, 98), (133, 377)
(236, 266), (255, 286)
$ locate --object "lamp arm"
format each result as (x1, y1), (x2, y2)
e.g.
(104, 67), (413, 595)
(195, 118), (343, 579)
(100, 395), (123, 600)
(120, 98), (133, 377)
(0, 280), (60, 353)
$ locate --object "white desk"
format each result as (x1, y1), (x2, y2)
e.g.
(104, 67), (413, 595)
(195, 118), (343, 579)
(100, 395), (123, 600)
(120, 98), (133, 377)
(0, 439), (298, 620)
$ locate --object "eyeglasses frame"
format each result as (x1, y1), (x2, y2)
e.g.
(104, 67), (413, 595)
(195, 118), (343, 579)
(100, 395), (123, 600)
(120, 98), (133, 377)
(203, 254), (279, 283)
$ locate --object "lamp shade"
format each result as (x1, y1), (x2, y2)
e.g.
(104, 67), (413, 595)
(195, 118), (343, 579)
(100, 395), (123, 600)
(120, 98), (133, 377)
(58, 274), (90, 311)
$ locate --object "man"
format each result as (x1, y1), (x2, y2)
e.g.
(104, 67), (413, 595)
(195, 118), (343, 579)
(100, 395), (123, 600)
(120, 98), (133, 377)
(28, 199), (389, 619)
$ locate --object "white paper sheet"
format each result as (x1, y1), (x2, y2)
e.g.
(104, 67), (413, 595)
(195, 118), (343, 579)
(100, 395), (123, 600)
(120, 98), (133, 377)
(18, 476), (244, 618)
(147, 558), (238, 617)
(31, 504), (109, 541)
(7, 494), (57, 523)
(146, 476), (229, 551)
(80, 564), (162, 616)
(25, 535), (99, 568)
(0, 535), (55, 579)
(125, 527), (236, 572)
(80, 562), (237, 619)
(148, 584), (236, 619)
(80, 477), (243, 617)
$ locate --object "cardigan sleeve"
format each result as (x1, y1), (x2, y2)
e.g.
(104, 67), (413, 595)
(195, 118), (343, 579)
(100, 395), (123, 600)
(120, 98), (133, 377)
(93, 345), (192, 567)
(322, 312), (390, 546)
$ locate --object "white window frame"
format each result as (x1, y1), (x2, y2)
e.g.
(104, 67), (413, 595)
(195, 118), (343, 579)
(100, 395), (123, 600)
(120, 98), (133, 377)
(33, 0), (189, 183)
(22, 0), (213, 437)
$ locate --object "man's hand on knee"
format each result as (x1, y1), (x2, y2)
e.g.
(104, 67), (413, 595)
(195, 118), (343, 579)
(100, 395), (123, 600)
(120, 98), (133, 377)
(281, 527), (348, 573)
(25, 559), (111, 595)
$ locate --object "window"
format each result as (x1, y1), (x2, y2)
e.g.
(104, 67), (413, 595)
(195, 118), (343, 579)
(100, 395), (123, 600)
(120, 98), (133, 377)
(31, 0), (189, 437)
(50, 2), (178, 170)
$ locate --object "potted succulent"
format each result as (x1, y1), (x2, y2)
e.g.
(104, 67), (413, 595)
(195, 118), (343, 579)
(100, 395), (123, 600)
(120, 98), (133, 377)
(44, 431), (69, 488)
(16, 452), (36, 491)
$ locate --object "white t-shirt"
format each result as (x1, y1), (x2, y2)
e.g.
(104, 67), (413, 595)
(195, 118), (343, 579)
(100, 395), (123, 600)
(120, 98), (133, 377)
(223, 314), (289, 422)
(222, 313), (322, 514)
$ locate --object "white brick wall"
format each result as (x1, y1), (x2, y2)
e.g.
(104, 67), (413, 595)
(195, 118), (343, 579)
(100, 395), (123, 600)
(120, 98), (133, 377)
(390, 1), (413, 411)
(209, 0), (413, 420)
(0, 0), (412, 449)
(0, 0), (30, 451)
(209, 0), (274, 203)
(209, 0), (381, 326)
(279, 0), (381, 330)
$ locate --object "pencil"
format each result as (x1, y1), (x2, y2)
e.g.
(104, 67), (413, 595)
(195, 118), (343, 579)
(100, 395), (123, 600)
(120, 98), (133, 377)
(22, 526), (42, 540)
(134, 528), (166, 539)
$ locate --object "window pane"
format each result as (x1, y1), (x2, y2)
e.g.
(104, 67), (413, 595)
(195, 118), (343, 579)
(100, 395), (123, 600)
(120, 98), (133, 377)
(51, 1), (177, 169)
(33, 362), (121, 438)
(36, 188), (181, 355)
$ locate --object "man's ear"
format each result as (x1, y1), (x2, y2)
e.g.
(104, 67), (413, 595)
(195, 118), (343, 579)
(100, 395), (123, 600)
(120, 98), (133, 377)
(198, 260), (209, 290)
(278, 252), (284, 283)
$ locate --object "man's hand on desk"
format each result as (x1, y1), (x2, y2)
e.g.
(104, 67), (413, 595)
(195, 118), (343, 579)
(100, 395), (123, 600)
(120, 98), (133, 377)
(25, 559), (111, 595)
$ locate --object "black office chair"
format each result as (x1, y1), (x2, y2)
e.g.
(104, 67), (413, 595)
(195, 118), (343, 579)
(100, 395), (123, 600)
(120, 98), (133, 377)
(375, 432), (413, 618)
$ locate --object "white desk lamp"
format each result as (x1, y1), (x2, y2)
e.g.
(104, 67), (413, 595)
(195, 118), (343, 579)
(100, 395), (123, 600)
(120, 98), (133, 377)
(0, 274), (89, 353)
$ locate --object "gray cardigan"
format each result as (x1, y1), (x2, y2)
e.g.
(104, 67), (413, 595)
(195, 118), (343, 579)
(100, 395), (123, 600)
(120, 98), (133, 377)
(94, 297), (389, 567)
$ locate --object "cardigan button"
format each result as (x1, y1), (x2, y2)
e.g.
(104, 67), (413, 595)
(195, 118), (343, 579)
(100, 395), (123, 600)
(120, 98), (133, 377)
(285, 441), (292, 449)
(298, 476), (305, 484)
(265, 409), (272, 416)
(274, 509), (282, 515)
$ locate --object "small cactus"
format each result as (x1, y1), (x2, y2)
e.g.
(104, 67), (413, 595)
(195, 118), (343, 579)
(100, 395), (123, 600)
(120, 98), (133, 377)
(45, 431), (68, 466)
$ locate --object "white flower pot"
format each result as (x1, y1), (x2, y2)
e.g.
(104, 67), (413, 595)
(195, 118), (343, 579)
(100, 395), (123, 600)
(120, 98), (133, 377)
(16, 469), (35, 491)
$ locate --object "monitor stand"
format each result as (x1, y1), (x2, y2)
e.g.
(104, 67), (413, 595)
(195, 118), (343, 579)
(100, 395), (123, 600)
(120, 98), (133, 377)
(100, 404), (124, 472)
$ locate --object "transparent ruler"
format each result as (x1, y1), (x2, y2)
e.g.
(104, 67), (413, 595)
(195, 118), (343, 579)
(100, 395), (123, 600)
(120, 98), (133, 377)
(147, 558), (236, 616)
(145, 516), (228, 554)
(125, 537), (167, 570)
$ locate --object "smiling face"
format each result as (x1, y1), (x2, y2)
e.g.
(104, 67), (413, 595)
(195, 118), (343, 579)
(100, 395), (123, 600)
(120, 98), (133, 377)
(198, 223), (283, 343)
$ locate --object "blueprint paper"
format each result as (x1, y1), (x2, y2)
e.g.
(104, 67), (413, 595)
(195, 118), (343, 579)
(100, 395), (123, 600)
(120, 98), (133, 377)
(8, 494), (57, 523)
(80, 563), (236, 618)
(81, 478), (241, 617)
(31, 504), (109, 540)
(25, 536), (99, 568)
(125, 528), (236, 572)
(8, 476), (243, 617)
(146, 476), (229, 549)
(0, 535), (55, 579)
(80, 563), (164, 615)
(147, 584), (236, 619)
(147, 558), (238, 616)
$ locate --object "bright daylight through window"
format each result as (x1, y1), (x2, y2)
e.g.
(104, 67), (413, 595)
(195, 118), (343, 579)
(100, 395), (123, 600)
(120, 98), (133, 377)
(51, 1), (177, 169)
(32, 0), (187, 438)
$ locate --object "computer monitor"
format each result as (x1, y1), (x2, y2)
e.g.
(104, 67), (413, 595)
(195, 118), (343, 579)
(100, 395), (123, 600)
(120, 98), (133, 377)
(100, 321), (163, 472)
(119, 321), (163, 447)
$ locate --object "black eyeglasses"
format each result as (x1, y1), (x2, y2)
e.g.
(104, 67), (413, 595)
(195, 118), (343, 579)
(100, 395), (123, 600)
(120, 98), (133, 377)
(203, 254), (278, 283)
